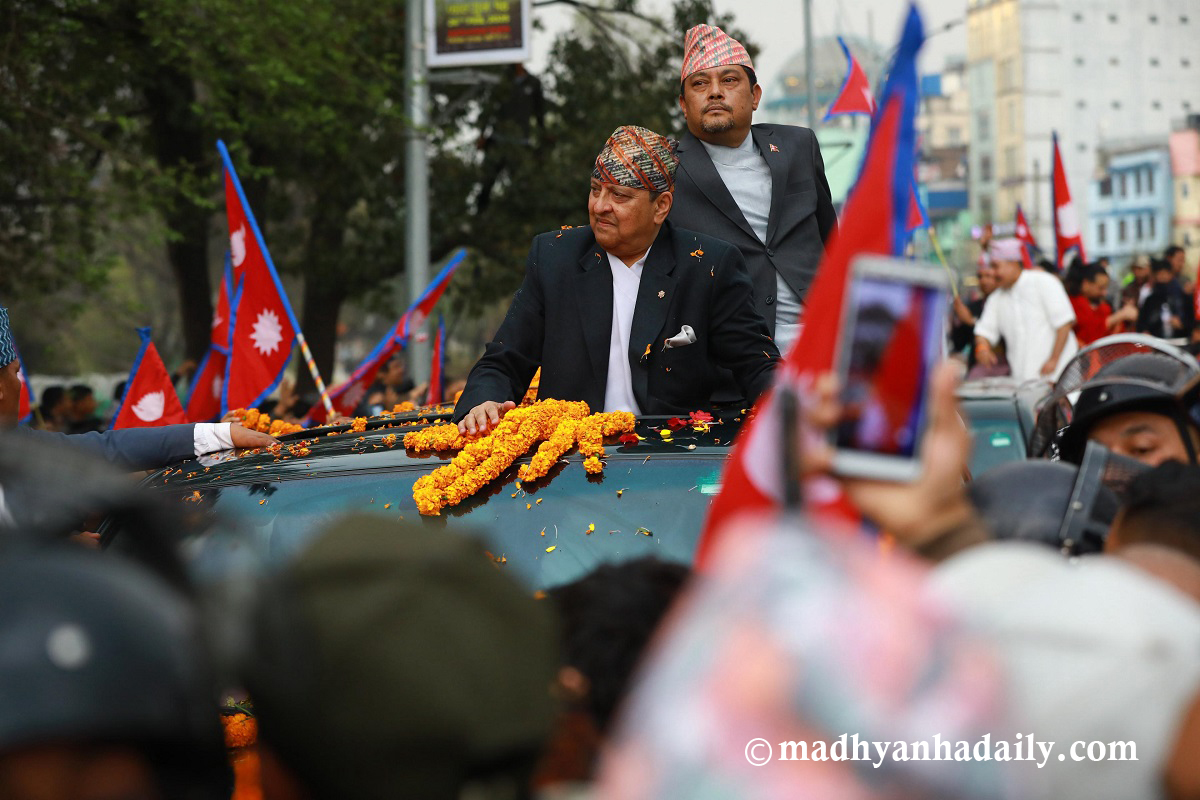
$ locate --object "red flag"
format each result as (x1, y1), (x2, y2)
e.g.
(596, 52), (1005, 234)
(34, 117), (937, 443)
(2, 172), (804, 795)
(824, 37), (876, 119)
(112, 328), (187, 430)
(187, 257), (234, 422)
(219, 142), (298, 411)
(303, 248), (466, 424)
(400, 248), (466, 341)
(1051, 132), (1087, 268)
(429, 314), (446, 405)
(16, 351), (33, 425)
(186, 351), (228, 423)
(696, 8), (924, 569)
(1015, 204), (1039, 250)
(304, 325), (404, 425)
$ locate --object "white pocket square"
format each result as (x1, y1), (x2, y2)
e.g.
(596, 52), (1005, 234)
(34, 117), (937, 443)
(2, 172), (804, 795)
(663, 325), (697, 350)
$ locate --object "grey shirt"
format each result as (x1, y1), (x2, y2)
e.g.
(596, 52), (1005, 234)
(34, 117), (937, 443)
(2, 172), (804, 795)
(699, 134), (803, 351)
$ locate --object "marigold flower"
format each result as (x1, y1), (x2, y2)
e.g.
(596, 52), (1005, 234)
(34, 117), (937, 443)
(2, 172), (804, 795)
(222, 713), (258, 749)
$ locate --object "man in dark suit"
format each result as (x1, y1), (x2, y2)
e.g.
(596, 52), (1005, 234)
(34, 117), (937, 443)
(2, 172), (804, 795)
(455, 125), (780, 434)
(670, 24), (837, 355)
(0, 307), (276, 471)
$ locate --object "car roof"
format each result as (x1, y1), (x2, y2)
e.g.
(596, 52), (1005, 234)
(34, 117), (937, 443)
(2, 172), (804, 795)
(151, 410), (745, 489)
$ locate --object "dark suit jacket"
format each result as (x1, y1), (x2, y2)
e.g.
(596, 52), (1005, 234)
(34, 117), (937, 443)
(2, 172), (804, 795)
(453, 222), (780, 420)
(669, 124), (838, 329)
(13, 425), (197, 471)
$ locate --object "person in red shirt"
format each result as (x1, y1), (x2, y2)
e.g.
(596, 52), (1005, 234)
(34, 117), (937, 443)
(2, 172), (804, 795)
(1070, 264), (1137, 345)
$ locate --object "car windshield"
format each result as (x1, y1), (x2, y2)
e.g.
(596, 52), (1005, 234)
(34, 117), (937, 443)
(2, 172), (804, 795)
(169, 452), (725, 590)
(965, 415), (1027, 476)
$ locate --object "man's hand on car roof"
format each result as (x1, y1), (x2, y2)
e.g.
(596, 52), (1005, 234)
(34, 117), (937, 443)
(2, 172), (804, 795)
(230, 423), (279, 450)
(459, 401), (517, 435)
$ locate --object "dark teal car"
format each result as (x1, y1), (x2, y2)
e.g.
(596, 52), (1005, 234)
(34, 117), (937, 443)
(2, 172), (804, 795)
(133, 412), (732, 590)
(125, 387), (1040, 590)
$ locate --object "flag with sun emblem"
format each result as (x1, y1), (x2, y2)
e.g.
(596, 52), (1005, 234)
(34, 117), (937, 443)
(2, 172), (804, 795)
(218, 141), (299, 412)
(112, 328), (187, 430)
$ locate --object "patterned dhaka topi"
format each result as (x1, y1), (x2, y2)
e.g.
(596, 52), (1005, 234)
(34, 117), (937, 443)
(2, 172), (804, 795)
(680, 24), (754, 84)
(592, 126), (680, 194)
(0, 308), (15, 368)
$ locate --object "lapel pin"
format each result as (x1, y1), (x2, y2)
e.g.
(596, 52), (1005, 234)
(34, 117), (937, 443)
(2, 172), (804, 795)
(770, 144), (780, 153)
(657, 290), (665, 299)
(640, 343), (652, 364)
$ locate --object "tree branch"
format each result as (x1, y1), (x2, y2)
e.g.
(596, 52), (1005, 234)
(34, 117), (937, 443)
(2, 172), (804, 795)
(531, 0), (668, 34)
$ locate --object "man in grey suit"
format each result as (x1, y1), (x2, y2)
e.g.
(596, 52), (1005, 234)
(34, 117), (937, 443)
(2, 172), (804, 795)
(670, 24), (838, 355)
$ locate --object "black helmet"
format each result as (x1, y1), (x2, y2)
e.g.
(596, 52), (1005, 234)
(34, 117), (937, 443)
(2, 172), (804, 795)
(968, 442), (1127, 556)
(1031, 334), (1200, 463)
(0, 546), (231, 799)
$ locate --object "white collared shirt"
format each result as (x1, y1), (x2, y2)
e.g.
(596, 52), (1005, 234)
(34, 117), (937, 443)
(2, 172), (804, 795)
(603, 248), (650, 414)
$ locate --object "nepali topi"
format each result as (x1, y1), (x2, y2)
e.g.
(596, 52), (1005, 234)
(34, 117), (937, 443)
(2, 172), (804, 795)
(680, 24), (754, 84)
(592, 125), (680, 194)
(989, 237), (1024, 264)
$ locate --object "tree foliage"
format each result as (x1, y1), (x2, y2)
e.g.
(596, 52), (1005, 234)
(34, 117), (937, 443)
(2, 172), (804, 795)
(1, 0), (753, 380)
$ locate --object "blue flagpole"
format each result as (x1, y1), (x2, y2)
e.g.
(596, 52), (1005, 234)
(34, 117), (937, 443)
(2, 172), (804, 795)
(216, 140), (335, 417)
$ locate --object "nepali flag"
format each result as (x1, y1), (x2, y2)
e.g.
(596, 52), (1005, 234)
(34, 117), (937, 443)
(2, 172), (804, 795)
(218, 140), (299, 412)
(429, 314), (446, 406)
(824, 36), (876, 119)
(112, 328), (187, 430)
(186, 255), (234, 422)
(696, 5), (925, 570)
(1051, 132), (1087, 269)
(401, 247), (467, 342)
(303, 248), (466, 425)
(304, 324), (405, 425)
(15, 350), (33, 425)
(1015, 203), (1040, 269)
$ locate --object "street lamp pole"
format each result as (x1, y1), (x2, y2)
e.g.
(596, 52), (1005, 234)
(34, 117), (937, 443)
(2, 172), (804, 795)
(405, 0), (431, 383)
(804, 0), (816, 128)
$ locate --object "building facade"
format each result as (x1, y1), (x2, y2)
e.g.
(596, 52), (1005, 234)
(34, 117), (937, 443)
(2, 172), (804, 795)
(1087, 143), (1173, 267)
(967, 0), (1197, 256)
(1170, 121), (1200, 271)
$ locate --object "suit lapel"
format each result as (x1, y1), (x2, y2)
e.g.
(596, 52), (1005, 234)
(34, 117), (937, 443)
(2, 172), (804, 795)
(627, 227), (678, 410)
(677, 131), (757, 241)
(754, 126), (789, 247)
(575, 239), (613, 398)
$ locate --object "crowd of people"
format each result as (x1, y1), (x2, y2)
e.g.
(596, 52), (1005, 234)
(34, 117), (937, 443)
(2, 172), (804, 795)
(951, 240), (1197, 379)
(5, 15), (1200, 800)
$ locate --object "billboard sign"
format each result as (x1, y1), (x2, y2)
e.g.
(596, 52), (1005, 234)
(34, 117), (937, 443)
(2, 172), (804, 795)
(426, 0), (532, 67)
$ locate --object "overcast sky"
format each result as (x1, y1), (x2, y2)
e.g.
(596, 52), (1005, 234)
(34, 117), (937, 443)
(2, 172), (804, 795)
(529, 0), (968, 94)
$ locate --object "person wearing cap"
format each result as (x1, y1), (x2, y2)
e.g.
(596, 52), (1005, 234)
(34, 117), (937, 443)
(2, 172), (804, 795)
(454, 125), (780, 434)
(0, 307), (276, 470)
(669, 24), (837, 355)
(973, 237), (1079, 382)
(243, 515), (559, 800)
(0, 545), (232, 800)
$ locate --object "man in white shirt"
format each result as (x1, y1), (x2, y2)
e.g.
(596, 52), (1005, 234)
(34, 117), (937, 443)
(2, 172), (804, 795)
(455, 125), (780, 434)
(974, 238), (1078, 382)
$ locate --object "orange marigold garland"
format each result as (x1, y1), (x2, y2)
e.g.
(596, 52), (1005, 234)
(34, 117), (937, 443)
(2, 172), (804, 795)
(227, 408), (304, 437)
(407, 400), (635, 515)
(517, 418), (582, 483)
(222, 712), (257, 749)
